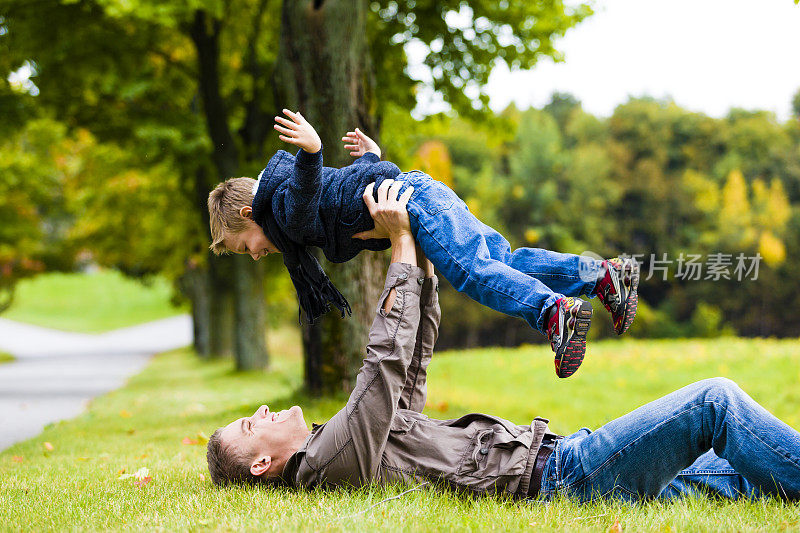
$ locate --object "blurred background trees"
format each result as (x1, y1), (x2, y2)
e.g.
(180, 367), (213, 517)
(1, 1), (799, 392)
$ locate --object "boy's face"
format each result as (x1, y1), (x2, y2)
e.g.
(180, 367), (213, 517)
(225, 206), (279, 260)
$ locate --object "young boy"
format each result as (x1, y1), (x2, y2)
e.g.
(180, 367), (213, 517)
(208, 109), (639, 378)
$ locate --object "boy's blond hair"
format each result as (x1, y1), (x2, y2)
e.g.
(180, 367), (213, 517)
(207, 177), (258, 255)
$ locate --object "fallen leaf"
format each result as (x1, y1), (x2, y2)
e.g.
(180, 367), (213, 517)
(117, 468), (126, 475)
(126, 429), (136, 435)
(12, 456), (23, 463)
(119, 467), (150, 482)
(608, 518), (622, 533)
(182, 437), (199, 446)
(43, 442), (54, 452)
(195, 431), (209, 444)
(134, 476), (152, 486)
(138, 454), (148, 459)
(119, 410), (132, 418)
(198, 473), (205, 482)
(77, 457), (91, 462)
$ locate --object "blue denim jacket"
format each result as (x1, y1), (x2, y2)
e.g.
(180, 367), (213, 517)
(255, 148), (401, 263)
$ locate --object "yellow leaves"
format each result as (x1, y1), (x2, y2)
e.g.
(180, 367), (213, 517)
(524, 228), (540, 244)
(758, 230), (786, 266)
(720, 169), (750, 228)
(411, 141), (453, 188)
(752, 178), (791, 231)
(119, 409), (132, 418)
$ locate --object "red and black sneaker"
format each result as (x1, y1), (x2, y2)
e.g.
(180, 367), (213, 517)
(547, 297), (593, 378)
(594, 257), (640, 335)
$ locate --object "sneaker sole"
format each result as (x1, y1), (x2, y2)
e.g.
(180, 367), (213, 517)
(615, 262), (640, 335)
(555, 299), (593, 378)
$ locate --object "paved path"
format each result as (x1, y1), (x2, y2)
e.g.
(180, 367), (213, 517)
(0, 316), (192, 451)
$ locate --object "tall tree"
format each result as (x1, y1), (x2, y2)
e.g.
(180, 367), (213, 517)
(273, 0), (384, 393)
(272, 0), (593, 391)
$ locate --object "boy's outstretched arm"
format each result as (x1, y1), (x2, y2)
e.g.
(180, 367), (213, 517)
(273, 109), (325, 240)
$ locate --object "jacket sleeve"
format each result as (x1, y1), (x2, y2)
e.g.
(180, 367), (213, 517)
(398, 275), (440, 413)
(305, 262), (423, 483)
(351, 152), (381, 166)
(280, 148), (325, 242)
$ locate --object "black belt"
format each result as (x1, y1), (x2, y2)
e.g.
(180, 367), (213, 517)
(527, 440), (556, 498)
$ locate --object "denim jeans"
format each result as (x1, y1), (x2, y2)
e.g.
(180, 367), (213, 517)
(400, 171), (601, 333)
(538, 378), (800, 501)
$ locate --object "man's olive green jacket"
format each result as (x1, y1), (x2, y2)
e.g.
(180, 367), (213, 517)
(280, 262), (552, 497)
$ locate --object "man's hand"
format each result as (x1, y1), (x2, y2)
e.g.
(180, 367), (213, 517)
(353, 180), (413, 242)
(341, 128), (381, 159)
(274, 109), (322, 153)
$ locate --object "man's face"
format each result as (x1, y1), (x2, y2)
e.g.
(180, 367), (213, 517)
(219, 404), (308, 475)
(225, 217), (279, 261)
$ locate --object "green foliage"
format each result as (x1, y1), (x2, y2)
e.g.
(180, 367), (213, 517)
(421, 92), (800, 347)
(369, 0), (592, 118)
(0, 119), (75, 311)
(2, 340), (800, 530)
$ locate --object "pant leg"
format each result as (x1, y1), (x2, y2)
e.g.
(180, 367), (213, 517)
(505, 247), (601, 297)
(551, 378), (800, 501)
(405, 177), (564, 332)
(658, 451), (761, 500)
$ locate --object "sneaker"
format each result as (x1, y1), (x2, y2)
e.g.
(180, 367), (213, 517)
(594, 257), (640, 335)
(547, 297), (593, 378)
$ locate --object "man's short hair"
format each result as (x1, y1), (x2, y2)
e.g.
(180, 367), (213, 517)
(207, 177), (258, 256)
(206, 428), (256, 486)
(206, 428), (285, 487)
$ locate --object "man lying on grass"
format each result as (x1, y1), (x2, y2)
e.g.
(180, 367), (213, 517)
(207, 181), (800, 502)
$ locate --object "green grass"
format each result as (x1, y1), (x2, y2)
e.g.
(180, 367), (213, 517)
(3, 270), (184, 333)
(1, 337), (799, 531)
(0, 351), (13, 365)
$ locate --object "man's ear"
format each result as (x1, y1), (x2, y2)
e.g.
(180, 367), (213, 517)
(250, 455), (272, 477)
(239, 206), (253, 219)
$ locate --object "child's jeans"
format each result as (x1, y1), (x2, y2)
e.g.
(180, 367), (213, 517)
(400, 171), (601, 333)
(538, 378), (800, 501)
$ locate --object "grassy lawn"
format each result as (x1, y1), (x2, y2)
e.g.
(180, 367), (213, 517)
(1, 337), (799, 531)
(2, 270), (184, 333)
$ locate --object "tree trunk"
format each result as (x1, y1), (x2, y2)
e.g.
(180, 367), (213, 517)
(178, 263), (211, 357)
(275, 0), (384, 393)
(207, 253), (235, 358)
(190, 9), (269, 368)
(233, 254), (269, 370)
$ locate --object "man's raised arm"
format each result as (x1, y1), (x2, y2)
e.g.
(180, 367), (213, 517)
(398, 246), (440, 413)
(301, 180), (421, 483)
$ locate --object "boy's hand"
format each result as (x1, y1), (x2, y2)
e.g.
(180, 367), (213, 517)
(274, 109), (322, 153)
(352, 180), (413, 241)
(341, 128), (381, 159)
